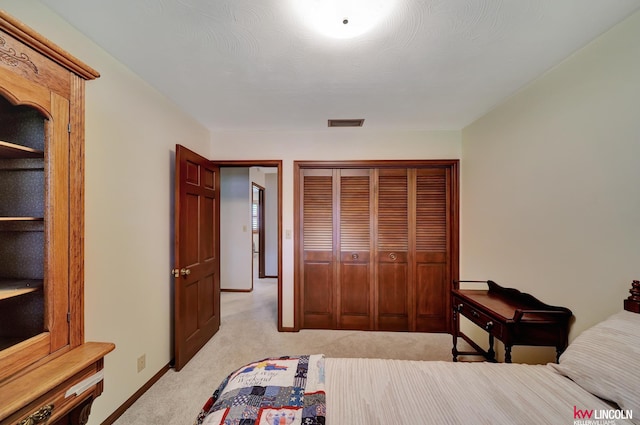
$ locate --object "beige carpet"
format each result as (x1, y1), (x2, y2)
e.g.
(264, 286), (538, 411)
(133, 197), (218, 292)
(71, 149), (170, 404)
(113, 278), (460, 424)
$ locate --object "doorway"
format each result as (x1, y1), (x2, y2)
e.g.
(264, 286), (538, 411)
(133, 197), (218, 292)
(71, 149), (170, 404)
(217, 161), (284, 330)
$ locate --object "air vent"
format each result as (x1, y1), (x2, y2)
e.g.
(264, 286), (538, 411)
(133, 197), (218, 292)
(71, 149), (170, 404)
(328, 119), (364, 127)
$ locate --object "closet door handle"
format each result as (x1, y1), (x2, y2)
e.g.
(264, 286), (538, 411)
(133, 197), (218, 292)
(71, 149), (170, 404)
(389, 253), (397, 261)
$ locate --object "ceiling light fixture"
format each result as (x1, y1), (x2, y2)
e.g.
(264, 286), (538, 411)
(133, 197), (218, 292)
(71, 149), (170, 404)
(292, 0), (396, 39)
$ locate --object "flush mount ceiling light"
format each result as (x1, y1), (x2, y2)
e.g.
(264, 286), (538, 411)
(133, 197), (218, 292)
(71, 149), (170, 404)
(291, 0), (396, 39)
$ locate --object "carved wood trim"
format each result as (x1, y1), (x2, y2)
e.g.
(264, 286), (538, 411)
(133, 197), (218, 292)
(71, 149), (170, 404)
(0, 11), (99, 80)
(0, 35), (38, 74)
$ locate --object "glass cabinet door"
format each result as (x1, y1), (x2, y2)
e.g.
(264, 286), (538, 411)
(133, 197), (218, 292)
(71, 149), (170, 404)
(0, 95), (46, 351)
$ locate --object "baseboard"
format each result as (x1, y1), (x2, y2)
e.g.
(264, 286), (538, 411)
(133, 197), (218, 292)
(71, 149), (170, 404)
(221, 288), (252, 292)
(264, 275), (278, 279)
(101, 363), (171, 425)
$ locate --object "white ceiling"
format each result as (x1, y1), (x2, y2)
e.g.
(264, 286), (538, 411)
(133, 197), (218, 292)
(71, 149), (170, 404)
(39, 0), (640, 132)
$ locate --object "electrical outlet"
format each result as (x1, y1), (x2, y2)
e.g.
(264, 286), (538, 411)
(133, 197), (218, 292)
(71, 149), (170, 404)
(137, 354), (146, 373)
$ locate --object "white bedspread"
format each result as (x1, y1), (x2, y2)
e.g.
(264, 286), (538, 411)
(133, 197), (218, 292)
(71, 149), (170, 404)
(326, 358), (634, 424)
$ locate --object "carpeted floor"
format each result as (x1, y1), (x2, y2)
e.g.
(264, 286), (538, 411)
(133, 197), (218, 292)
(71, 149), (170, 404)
(113, 278), (459, 424)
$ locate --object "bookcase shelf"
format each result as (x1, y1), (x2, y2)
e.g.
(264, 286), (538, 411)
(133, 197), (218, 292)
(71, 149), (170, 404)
(0, 279), (43, 301)
(0, 141), (44, 159)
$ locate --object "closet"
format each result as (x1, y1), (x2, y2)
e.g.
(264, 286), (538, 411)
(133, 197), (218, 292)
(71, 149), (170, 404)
(0, 11), (113, 425)
(296, 161), (458, 333)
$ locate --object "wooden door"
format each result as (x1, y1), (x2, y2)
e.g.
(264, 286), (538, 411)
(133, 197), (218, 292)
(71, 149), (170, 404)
(296, 161), (458, 333)
(375, 169), (411, 331)
(414, 168), (450, 332)
(300, 169), (335, 328)
(338, 169), (373, 329)
(252, 183), (266, 279)
(173, 145), (220, 370)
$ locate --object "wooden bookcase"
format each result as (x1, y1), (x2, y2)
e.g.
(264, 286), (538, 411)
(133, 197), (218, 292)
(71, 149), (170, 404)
(0, 11), (114, 425)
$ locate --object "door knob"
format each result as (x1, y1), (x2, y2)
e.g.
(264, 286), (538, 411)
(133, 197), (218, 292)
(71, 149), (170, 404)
(171, 268), (191, 277)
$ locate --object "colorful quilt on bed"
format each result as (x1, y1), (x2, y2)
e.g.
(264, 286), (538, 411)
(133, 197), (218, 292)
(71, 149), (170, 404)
(194, 355), (325, 425)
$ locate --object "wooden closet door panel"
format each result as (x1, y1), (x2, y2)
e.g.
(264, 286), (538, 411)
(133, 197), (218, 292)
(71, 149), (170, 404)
(377, 252), (409, 330)
(415, 168), (449, 332)
(338, 170), (372, 330)
(301, 170), (335, 328)
(303, 252), (334, 328)
(416, 261), (447, 331)
(376, 169), (410, 331)
(339, 261), (370, 329)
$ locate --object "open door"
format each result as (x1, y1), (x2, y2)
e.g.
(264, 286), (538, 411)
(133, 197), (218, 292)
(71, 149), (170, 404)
(252, 183), (266, 279)
(173, 145), (220, 370)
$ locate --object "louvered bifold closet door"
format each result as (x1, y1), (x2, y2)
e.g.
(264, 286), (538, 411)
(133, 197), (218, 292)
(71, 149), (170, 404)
(376, 169), (411, 331)
(338, 169), (373, 330)
(301, 169), (335, 328)
(415, 168), (450, 332)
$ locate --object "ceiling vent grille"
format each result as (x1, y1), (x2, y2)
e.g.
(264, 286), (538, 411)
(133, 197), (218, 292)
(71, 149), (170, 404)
(328, 119), (364, 127)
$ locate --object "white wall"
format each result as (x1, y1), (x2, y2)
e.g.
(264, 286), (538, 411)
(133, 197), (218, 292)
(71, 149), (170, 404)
(0, 1), (211, 423)
(210, 130), (462, 327)
(220, 168), (252, 290)
(461, 10), (640, 362)
(265, 172), (279, 277)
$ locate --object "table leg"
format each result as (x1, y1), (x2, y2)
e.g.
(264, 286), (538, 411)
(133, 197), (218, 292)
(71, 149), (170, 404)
(452, 340), (458, 362)
(505, 345), (512, 363)
(556, 347), (563, 363)
(452, 310), (459, 362)
(487, 334), (496, 361)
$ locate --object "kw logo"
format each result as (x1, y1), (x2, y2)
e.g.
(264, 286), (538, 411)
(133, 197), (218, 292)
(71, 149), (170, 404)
(574, 406), (593, 419)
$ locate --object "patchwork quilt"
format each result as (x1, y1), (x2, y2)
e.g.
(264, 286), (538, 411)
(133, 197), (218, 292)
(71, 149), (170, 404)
(194, 355), (326, 425)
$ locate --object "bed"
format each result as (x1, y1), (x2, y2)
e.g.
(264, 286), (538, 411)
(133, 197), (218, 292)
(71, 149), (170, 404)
(195, 281), (640, 424)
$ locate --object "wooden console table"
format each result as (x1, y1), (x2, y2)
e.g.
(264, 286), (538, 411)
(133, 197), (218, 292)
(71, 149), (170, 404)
(452, 280), (572, 363)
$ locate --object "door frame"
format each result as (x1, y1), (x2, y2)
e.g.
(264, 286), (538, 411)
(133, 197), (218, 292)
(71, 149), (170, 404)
(252, 182), (266, 279)
(214, 160), (285, 330)
(293, 159), (459, 332)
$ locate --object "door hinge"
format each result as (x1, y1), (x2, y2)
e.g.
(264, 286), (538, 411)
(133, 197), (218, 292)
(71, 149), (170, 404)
(68, 123), (72, 133)
(67, 312), (71, 322)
